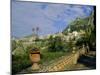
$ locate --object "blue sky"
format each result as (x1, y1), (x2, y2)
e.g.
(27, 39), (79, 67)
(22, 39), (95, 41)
(12, 1), (94, 38)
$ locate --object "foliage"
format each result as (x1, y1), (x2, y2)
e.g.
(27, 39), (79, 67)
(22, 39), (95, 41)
(12, 50), (32, 74)
(35, 37), (40, 41)
(75, 36), (88, 46)
(12, 42), (35, 74)
(48, 36), (67, 52)
(63, 11), (96, 50)
(63, 16), (93, 34)
(81, 11), (96, 50)
(17, 40), (28, 53)
(39, 50), (68, 65)
(12, 40), (17, 51)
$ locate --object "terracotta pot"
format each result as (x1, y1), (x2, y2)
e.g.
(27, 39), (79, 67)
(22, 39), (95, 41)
(29, 48), (40, 70)
(30, 52), (40, 62)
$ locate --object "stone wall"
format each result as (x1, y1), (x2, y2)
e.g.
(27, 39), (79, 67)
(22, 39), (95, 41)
(39, 51), (81, 72)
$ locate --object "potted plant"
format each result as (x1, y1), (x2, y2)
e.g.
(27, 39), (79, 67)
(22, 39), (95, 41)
(29, 47), (40, 70)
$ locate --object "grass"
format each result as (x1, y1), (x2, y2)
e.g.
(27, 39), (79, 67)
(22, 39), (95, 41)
(39, 48), (69, 66)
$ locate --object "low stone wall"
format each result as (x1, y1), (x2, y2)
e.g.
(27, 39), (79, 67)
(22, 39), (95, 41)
(39, 51), (81, 72)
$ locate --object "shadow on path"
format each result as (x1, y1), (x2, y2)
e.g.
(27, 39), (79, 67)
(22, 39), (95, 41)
(78, 52), (96, 69)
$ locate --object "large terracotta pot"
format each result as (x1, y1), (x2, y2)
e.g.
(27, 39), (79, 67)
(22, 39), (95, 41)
(29, 48), (40, 70)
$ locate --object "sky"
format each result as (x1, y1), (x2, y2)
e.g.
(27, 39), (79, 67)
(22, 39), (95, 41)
(11, 1), (94, 38)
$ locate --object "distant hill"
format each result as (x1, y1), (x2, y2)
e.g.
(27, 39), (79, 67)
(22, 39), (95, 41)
(63, 11), (94, 35)
(63, 17), (90, 34)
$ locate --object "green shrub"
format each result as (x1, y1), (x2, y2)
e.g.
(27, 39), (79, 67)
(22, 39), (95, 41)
(12, 40), (17, 51)
(12, 44), (35, 74)
(12, 53), (32, 74)
(39, 51), (67, 65)
(48, 36), (67, 52)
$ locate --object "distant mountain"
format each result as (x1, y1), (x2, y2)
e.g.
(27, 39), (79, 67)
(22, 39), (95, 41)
(62, 13), (94, 35)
